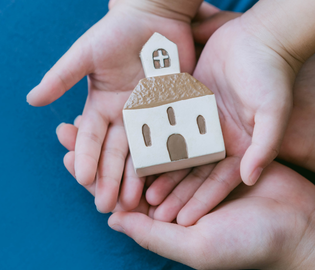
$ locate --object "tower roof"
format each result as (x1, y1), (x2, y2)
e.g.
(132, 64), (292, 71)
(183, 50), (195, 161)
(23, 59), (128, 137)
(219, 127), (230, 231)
(124, 73), (213, 110)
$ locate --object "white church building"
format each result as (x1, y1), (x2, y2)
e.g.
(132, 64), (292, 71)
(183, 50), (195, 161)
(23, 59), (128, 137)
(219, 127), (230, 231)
(123, 33), (225, 177)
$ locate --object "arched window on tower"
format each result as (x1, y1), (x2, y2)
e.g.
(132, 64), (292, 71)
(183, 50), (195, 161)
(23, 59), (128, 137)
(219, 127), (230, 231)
(153, 49), (170, 69)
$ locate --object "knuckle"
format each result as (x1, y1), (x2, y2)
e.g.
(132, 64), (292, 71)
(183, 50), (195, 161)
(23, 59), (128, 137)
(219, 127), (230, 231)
(138, 224), (154, 251)
(138, 235), (150, 250)
(97, 174), (121, 186)
(76, 152), (98, 165)
(171, 190), (186, 205)
(191, 166), (209, 180)
(208, 171), (230, 189)
(103, 147), (126, 162)
(164, 172), (180, 185)
(191, 194), (208, 209)
(79, 130), (103, 146)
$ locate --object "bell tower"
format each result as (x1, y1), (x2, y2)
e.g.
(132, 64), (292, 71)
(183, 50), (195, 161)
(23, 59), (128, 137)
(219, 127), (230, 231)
(140, 32), (180, 78)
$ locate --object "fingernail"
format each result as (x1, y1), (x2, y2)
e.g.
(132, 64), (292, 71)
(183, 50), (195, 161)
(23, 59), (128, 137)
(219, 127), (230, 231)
(250, 167), (263, 185)
(56, 122), (65, 134)
(26, 86), (37, 104)
(73, 115), (80, 126)
(96, 207), (104, 214)
(26, 92), (32, 104)
(110, 224), (125, 234)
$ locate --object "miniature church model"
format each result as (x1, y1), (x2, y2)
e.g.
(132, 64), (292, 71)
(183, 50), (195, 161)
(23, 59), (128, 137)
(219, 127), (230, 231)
(123, 33), (225, 177)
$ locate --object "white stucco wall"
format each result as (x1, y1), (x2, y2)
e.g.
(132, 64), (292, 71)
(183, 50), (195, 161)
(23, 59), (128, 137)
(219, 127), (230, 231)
(123, 95), (225, 176)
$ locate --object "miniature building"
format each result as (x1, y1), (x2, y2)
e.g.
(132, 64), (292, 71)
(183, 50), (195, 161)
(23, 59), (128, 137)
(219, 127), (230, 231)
(123, 33), (225, 177)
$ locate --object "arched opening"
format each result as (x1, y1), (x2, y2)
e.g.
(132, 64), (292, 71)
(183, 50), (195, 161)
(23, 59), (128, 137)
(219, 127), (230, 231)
(167, 134), (188, 161)
(142, 124), (152, 147)
(167, 107), (176, 126)
(197, 115), (206, 134)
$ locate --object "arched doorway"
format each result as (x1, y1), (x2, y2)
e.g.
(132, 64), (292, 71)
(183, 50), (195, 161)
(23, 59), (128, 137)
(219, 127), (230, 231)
(167, 134), (188, 161)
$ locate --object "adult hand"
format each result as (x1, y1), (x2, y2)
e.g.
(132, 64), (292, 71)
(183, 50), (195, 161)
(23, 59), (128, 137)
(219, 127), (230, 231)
(146, 3), (315, 226)
(57, 115), (315, 269)
(278, 54), (315, 172)
(27, 0), (196, 213)
(109, 162), (315, 269)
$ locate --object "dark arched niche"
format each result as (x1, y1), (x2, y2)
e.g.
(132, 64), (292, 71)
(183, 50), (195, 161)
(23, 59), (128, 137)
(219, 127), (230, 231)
(197, 115), (206, 134)
(167, 134), (188, 161)
(142, 124), (152, 147)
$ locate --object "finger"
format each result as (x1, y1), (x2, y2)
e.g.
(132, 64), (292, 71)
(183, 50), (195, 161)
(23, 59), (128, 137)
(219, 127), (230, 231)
(153, 164), (214, 222)
(73, 115), (82, 127)
(108, 212), (199, 267)
(146, 169), (191, 206)
(119, 155), (146, 211)
(75, 104), (109, 186)
(193, 2), (220, 23)
(193, 12), (241, 44)
(27, 37), (93, 106)
(177, 156), (241, 226)
(64, 151), (96, 196)
(64, 151), (76, 178)
(56, 123), (78, 151)
(241, 104), (292, 185)
(114, 195), (150, 216)
(95, 124), (128, 213)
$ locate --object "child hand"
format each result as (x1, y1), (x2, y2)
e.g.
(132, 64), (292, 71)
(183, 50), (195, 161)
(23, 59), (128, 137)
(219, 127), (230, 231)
(109, 162), (315, 269)
(27, 0), (196, 213)
(56, 116), (152, 215)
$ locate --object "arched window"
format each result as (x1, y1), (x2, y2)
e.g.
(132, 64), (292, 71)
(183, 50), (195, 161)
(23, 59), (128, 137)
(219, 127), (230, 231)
(142, 124), (152, 147)
(197, 115), (206, 134)
(153, 49), (170, 69)
(167, 107), (176, 126)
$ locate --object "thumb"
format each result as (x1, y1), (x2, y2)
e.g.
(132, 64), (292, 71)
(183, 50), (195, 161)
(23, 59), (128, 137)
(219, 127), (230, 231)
(241, 102), (292, 185)
(108, 212), (198, 267)
(193, 2), (220, 23)
(27, 36), (93, 106)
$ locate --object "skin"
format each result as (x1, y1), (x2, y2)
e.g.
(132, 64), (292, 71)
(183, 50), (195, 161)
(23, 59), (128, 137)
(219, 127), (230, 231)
(55, 7), (315, 267)
(27, 0), (315, 214)
(52, 0), (315, 221)
(30, 1), (315, 266)
(27, 0), (196, 213)
(146, 6), (315, 227)
(57, 122), (315, 269)
(108, 162), (315, 270)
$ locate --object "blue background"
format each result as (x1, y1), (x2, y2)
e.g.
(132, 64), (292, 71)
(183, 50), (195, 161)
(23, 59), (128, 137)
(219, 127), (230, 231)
(3, 0), (313, 269)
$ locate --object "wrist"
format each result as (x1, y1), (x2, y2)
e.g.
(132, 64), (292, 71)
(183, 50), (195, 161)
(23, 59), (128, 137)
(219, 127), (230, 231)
(114, 0), (203, 23)
(241, 0), (315, 74)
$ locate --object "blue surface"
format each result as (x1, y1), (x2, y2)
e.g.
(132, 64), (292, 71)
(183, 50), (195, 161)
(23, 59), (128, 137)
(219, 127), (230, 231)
(0, 0), (263, 269)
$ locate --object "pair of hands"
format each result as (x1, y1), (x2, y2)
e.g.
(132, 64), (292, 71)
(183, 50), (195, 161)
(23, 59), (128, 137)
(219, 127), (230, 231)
(27, 1), (300, 225)
(57, 46), (315, 270)
(28, 0), (315, 268)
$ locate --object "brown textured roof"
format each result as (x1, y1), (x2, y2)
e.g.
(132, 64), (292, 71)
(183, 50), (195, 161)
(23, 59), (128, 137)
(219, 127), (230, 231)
(124, 73), (213, 110)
